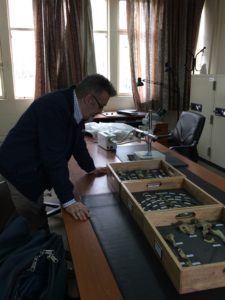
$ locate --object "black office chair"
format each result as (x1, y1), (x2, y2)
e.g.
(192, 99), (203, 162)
(166, 111), (205, 162)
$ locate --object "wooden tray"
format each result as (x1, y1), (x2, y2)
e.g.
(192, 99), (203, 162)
(143, 207), (225, 293)
(107, 159), (184, 195)
(120, 177), (222, 230)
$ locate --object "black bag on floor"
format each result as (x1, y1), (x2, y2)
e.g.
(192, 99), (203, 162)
(0, 216), (67, 300)
(0, 215), (31, 264)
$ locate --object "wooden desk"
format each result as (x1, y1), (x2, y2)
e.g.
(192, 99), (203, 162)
(63, 140), (225, 300)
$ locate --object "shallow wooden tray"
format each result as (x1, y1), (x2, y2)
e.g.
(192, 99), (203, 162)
(107, 159), (184, 195)
(143, 207), (225, 293)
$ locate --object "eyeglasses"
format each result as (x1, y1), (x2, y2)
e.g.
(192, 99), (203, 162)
(92, 94), (105, 110)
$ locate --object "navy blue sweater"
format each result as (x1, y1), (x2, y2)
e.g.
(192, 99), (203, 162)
(0, 87), (95, 204)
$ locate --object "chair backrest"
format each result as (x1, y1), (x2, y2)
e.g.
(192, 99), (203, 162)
(171, 111), (205, 145)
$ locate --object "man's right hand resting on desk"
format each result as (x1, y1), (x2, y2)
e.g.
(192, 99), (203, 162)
(65, 201), (90, 221)
(65, 166), (108, 221)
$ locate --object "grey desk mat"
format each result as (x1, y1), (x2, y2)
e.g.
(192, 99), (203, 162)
(116, 144), (188, 168)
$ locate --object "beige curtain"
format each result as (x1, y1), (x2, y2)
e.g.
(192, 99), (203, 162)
(33, 0), (96, 98)
(126, 0), (204, 113)
(203, 0), (225, 74)
(126, 0), (165, 111)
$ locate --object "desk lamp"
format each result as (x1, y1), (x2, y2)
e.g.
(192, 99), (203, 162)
(132, 111), (165, 160)
(136, 77), (167, 124)
(133, 78), (165, 160)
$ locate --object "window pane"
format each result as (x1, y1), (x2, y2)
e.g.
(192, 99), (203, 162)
(119, 34), (131, 93)
(0, 73), (3, 97)
(11, 30), (35, 98)
(195, 7), (206, 74)
(93, 33), (108, 77)
(91, 0), (107, 31)
(119, 0), (127, 30)
(0, 46), (3, 97)
(8, 0), (34, 28)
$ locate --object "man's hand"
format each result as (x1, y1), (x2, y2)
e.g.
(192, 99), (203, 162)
(88, 167), (107, 176)
(65, 201), (90, 221)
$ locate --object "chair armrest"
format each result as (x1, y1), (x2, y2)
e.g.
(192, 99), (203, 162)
(169, 140), (198, 151)
(156, 132), (172, 139)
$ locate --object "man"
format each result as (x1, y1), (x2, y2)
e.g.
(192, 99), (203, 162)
(0, 74), (117, 230)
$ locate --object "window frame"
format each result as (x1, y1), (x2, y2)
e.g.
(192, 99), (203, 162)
(0, 0), (14, 100)
(0, 0), (35, 101)
(92, 0), (132, 97)
(109, 0), (131, 96)
(0, 43), (4, 98)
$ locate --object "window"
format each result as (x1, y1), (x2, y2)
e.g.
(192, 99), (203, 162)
(8, 0), (35, 98)
(0, 44), (3, 97)
(91, 0), (131, 95)
(118, 0), (131, 93)
(0, 0), (131, 101)
(0, 0), (35, 100)
(195, 6), (206, 74)
(91, 0), (108, 77)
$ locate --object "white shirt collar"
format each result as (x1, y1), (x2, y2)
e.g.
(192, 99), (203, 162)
(73, 89), (83, 124)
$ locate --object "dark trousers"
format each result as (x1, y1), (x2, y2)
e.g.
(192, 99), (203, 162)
(1, 175), (48, 231)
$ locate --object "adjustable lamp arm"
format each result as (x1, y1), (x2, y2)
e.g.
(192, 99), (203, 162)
(137, 77), (164, 87)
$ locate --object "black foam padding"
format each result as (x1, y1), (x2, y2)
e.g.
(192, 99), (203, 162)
(116, 144), (188, 167)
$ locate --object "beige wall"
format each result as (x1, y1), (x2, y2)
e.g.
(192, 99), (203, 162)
(0, 99), (33, 141)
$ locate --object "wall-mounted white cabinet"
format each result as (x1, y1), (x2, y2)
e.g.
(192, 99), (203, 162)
(190, 75), (225, 169)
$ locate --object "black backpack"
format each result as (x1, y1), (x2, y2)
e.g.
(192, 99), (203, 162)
(0, 216), (67, 300)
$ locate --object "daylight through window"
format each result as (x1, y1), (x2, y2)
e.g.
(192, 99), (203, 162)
(8, 0), (35, 99)
(91, 0), (131, 95)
